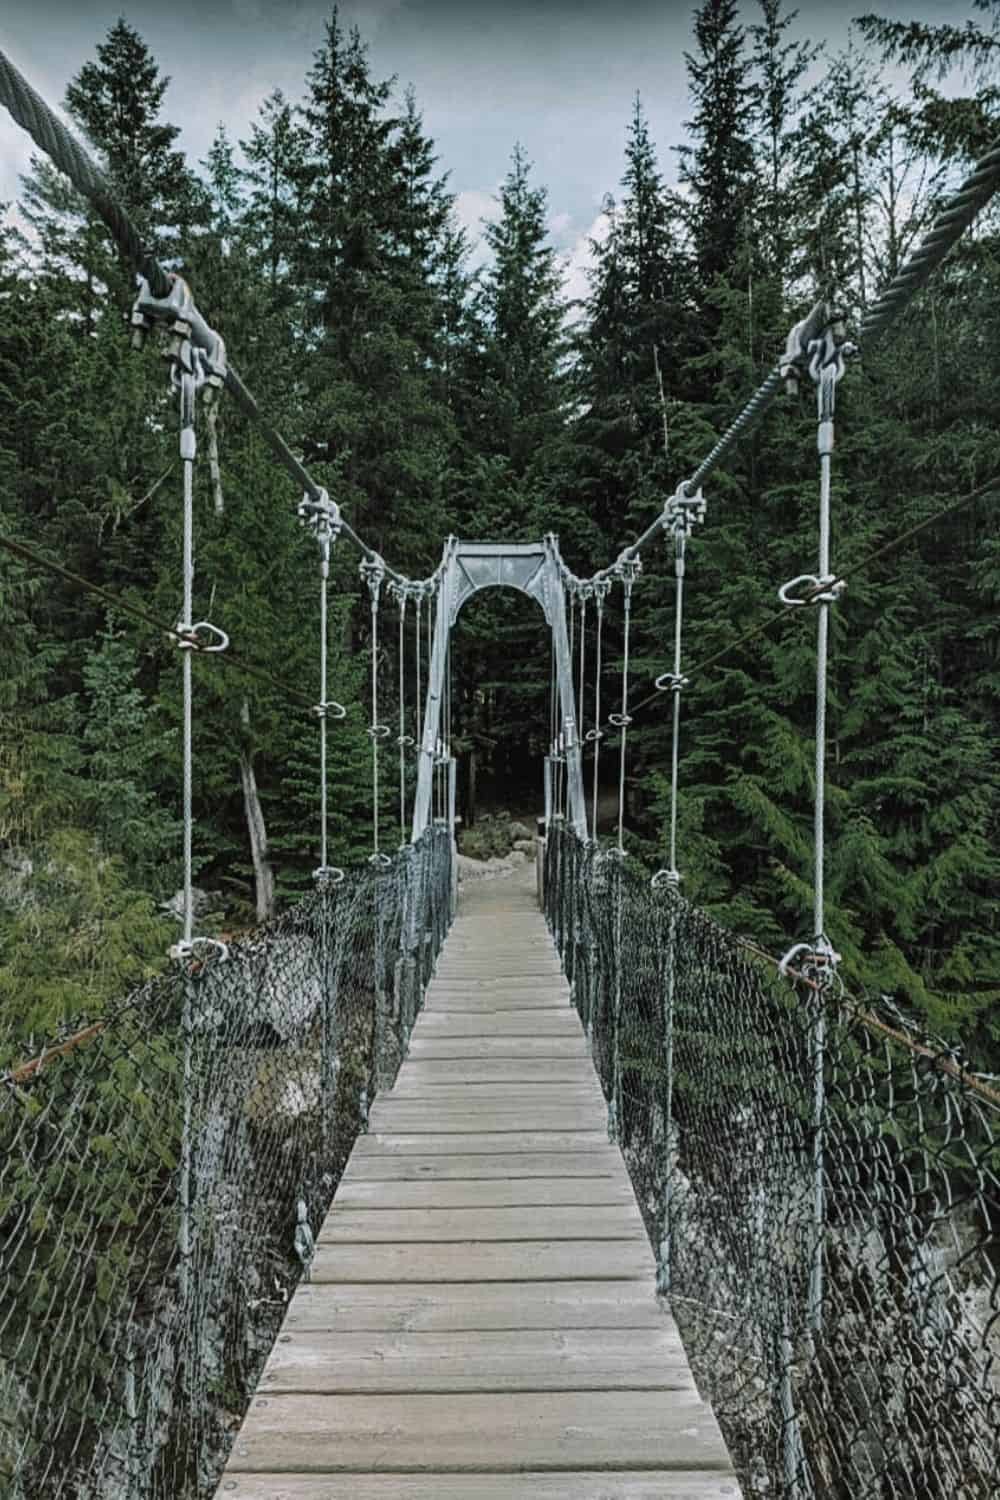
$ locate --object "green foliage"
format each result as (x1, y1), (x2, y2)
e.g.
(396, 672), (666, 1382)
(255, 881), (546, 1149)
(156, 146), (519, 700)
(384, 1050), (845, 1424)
(2, 1), (998, 1072)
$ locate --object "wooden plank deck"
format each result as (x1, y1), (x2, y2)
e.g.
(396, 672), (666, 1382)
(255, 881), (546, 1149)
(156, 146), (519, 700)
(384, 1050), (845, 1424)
(217, 866), (741, 1500)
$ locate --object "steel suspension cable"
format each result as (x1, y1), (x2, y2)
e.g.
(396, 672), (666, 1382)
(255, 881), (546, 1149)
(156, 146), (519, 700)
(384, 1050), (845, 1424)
(611, 561), (641, 852)
(0, 46), (424, 593)
(624, 471), (1000, 724)
(299, 490), (347, 879)
(392, 584), (411, 845)
(587, 583), (609, 840)
(578, 129), (1000, 587)
(361, 558), (390, 861)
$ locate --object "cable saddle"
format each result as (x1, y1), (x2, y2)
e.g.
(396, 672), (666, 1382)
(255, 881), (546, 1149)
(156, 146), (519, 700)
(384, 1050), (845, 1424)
(360, 554), (386, 603)
(299, 489), (342, 544)
(662, 483), (707, 538)
(778, 573), (845, 608)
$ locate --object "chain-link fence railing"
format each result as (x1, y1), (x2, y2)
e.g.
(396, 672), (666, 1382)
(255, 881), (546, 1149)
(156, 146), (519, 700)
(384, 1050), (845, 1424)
(545, 823), (1000, 1500)
(0, 826), (452, 1499)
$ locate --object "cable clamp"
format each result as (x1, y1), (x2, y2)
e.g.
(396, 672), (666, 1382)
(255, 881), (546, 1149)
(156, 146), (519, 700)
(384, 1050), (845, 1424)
(584, 727), (604, 743)
(360, 554), (386, 606)
(176, 621), (230, 652)
(655, 671), (689, 693)
(313, 865), (346, 886)
(807, 314), (853, 386)
(662, 482), (706, 539)
(778, 573), (845, 608)
(608, 711), (632, 728)
(779, 935), (842, 989)
(299, 489), (342, 547)
(133, 273), (225, 382)
(369, 851), (393, 869)
(651, 868), (681, 889)
(313, 700), (347, 720)
(397, 733), (416, 748)
(368, 723), (392, 740)
(613, 555), (643, 586)
(170, 936), (229, 967)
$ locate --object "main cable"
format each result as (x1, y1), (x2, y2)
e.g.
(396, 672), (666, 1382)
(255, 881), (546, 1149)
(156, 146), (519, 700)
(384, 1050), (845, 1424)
(0, 46), (421, 592)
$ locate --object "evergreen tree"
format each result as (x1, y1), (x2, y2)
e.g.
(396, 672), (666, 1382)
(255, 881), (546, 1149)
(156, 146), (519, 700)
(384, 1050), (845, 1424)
(680, 0), (758, 295)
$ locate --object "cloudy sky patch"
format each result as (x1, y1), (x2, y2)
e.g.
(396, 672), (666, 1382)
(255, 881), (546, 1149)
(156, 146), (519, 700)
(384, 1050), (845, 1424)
(0, 0), (968, 297)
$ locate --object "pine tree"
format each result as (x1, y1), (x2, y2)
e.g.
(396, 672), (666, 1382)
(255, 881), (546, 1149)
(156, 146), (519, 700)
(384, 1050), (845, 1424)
(680, 0), (758, 295)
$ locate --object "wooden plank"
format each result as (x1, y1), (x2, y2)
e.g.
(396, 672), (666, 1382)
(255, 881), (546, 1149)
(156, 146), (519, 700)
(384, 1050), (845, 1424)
(433, 964), (562, 978)
(257, 1327), (692, 1394)
(366, 1110), (603, 1134)
(394, 1060), (594, 1084)
(417, 1011), (581, 1035)
(339, 1151), (622, 1182)
(407, 1036), (589, 1058)
(317, 1205), (646, 1243)
(224, 1389), (731, 1473)
(216, 876), (739, 1500)
(310, 1238), (653, 1283)
(284, 1279), (668, 1333)
(352, 1132), (610, 1154)
(374, 1084), (602, 1102)
(333, 1176), (635, 1210)
(221, 1474), (742, 1499)
(424, 993), (568, 1011)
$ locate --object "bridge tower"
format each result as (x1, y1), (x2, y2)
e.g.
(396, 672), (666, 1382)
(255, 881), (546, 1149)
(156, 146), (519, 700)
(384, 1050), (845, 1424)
(411, 536), (587, 845)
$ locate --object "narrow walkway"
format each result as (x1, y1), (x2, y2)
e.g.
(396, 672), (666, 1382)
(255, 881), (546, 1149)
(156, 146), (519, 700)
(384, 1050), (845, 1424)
(218, 865), (740, 1498)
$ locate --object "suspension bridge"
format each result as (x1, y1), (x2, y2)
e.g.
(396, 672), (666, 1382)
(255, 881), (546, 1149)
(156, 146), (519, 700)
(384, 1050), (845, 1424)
(1, 46), (999, 1500)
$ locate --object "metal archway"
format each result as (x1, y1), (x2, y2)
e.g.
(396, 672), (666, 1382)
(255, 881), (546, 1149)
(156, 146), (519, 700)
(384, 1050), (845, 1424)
(411, 536), (587, 841)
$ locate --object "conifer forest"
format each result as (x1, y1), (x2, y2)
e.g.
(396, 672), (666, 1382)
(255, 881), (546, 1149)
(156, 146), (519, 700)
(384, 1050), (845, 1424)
(1, 0), (998, 1066)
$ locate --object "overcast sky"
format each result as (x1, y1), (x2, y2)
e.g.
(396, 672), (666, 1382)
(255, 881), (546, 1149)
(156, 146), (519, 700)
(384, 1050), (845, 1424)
(0, 1), (971, 299)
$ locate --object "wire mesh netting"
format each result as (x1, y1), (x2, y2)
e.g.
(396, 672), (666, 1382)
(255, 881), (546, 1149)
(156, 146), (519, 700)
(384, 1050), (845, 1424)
(545, 823), (1000, 1500)
(0, 825), (452, 1499)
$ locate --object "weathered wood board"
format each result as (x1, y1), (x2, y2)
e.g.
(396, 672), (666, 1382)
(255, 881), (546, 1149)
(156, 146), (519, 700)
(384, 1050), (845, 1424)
(215, 865), (740, 1498)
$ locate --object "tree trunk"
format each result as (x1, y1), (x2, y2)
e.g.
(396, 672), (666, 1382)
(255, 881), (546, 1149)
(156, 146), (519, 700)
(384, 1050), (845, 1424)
(239, 698), (275, 922)
(467, 742), (478, 828)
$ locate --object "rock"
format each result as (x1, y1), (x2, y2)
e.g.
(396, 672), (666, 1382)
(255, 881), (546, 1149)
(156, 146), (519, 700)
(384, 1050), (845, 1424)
(456, 853), (519, 884)
(160, 886), (219, 923)
(513, 838), (535, 855)
(508, 820), (532, 840)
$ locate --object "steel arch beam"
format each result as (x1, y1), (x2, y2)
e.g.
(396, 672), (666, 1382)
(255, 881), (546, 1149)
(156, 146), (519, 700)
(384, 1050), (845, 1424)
(411, 537), (587, 841)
